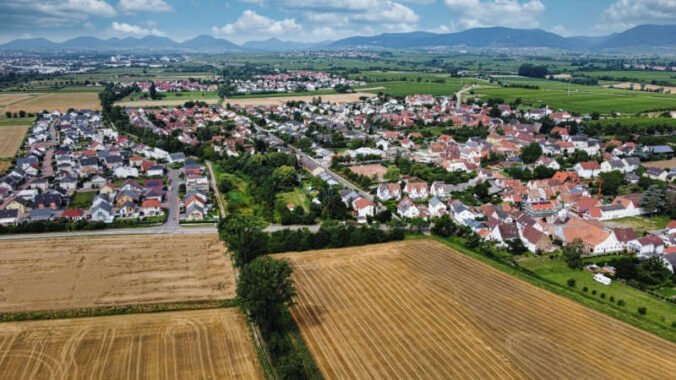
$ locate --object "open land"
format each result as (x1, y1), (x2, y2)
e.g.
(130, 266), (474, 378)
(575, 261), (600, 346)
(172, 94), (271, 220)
(0, 233), (234, 313)
(0, 162), (11, 174)
(609, 82), (676, 94)
(3, 93), (101, 113)
(0, 94), (33, 107)
(0, 125), (29, 158)
(644, 159), (676, 170)
(0, 308), (263, 380)
(348, 164), (388, 182)
(275, 240), (676, 380)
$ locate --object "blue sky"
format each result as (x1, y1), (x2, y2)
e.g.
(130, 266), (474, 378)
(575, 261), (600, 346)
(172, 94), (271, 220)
(0, 0), (674, 43)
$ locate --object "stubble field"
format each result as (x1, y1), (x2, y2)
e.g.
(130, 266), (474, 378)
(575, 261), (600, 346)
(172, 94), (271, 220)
(0, 308), (263, 380)
(275, 239), (676, 379)
(3, 92), (101, 113)
(0, 125), (29, 158)
(0, 233), (235, 313)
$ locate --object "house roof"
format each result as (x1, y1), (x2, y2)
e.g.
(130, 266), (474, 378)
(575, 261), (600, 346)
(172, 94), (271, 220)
(613, 228), (636, 243)
(497, 223), (519, 240)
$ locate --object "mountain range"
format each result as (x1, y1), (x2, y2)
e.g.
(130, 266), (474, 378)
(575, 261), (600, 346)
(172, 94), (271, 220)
(1, 25), (674, 52)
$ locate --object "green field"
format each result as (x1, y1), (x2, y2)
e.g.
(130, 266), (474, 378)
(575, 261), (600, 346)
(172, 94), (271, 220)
(229, 89), (338, 99)
(68, 191), (96, 209)
(519, 255), (676, 330)
(477, 77), (676, 115)
(577, 70), (676, 86)
(0, 117), (34, 127)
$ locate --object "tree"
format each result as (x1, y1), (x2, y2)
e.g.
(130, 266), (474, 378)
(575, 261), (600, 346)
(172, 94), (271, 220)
(237, 256), (296, 331)
(4, 111), (10, 118)
(520, 142), (543, 164)
(149, 82), (158, 100)
(431, 214), (457, 237)
(218, 215), (269, 267)
(384, 165), (400, 181)
(599, 170), (625, 196)
(409, 217), (429, 233)
(272, 165), (297, 191)
(640, 185), (666, 216)
(518, 63), (548, 78)
(374, 209), (392, 223)
(562, 239), (584, 269)
(218, 176), (233, 193)
(506, 239), (527, 255)
(637, 256), (671, 285)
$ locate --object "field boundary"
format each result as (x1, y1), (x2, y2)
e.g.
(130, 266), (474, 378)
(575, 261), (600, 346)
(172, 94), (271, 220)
(428, 235), (676, 343)
(0, 298), (235, 323)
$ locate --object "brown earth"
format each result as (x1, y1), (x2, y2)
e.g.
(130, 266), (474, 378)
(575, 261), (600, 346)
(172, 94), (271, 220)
(0, 125), (29, 158)
(348, 163), (388, 182)
(0, 308), (263, 380)
(0, 162), (10, 174)
(3, 92), (101, 113)
(0, 234), (234, 313)
(644, 159), (676, 170)
(275, 239), (676, 380)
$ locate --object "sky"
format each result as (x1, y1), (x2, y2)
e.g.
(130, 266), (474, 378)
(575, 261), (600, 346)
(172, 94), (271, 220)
(0, 0), (674, 44)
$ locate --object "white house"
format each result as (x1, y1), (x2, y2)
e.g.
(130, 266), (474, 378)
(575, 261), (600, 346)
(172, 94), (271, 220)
(113, 166), (139, 178)
(628, 236), (665, 258)
(430, 181), (447, 198)
(428, 197), (447, 217)
(573, 161), (601, 179)
(404, 182), (428, 200)
(377, 183), (402, 201)
(397, 197), (420, 218)
(352, 197), (375, 221)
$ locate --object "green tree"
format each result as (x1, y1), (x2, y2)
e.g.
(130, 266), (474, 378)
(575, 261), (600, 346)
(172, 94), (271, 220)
(218, 215), (269, 267)
(520, 142), (543, 164)
(599, 170), (625, 196)
(562, 239), (584, 269)
(149, 82), (158, 100)
(384, 165), (400, 181)
(237, 256), (296, 331)
(409, 217), (429, 233)
(506, 239), (527, 255)
(431, 214), (457, 237)
(218, 176), (233, 193)
(272, 165), (297, 191)
(637, 256), (671, 285)
(640, 185), (666, 216)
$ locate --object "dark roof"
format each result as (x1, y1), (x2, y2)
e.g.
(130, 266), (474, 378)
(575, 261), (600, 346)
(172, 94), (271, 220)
(0, 209), (18, 218)
(497, 223), (519, 240)
(613, 228), (636, 242)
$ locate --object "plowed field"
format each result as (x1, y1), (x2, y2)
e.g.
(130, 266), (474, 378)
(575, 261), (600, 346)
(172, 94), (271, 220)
(275, 239), (676, 379)
(0, 309), (262, 380)
(0, 233), (234, 312)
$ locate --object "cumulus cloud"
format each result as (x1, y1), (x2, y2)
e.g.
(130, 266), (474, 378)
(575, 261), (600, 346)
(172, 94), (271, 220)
(110, 21), (166, 36)
(0, 0), (116, 27)
(442, 0), (545, 30)
(601, 0), (676, 30)
(118, 0), (174, 13)
(212, 10), (301, 39)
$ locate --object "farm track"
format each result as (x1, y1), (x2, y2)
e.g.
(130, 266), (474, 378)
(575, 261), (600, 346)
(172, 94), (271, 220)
(275, 240), (676, 380)
(0, 309), (263, 380)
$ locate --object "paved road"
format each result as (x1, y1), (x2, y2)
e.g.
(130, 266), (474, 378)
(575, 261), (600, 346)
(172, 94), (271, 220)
(165, 168), (180, 229)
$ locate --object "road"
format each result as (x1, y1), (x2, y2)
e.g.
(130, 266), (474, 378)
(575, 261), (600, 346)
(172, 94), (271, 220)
(206, 160), (226, 216)
(165, 168), (180, 229)
(455, 84), (480, 111)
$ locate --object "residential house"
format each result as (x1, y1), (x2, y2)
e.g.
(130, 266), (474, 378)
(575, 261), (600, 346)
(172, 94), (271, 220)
(404, 182), (429, 200)
(353, 197), (375, 221)
(628, 236), (665, 258)
(377, 183), (402, 201)
(428, 197), (447, 217)
(397, 197), (420, 218)
(520, 225), (553, 253)
(574, 161), (601, 179)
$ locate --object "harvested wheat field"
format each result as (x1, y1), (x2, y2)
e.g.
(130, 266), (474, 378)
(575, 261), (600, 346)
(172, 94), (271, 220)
(226, 92), (374, 106)
(0, 94), (33, 107)
(0, 233), (234, 313)
(275, 239), (676, 380)
(0, 125), (29, 158)
(0, 308), (263, 380)
(0, 162), (10, 174)
(610, 82), (676, 94)
(3, 92), (100, 113)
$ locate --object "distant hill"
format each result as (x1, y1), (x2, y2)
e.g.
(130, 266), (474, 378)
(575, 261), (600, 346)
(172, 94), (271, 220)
(330, 24), (676, 50)
(1, 25), (674, 52)
(242, 38), (333, 51)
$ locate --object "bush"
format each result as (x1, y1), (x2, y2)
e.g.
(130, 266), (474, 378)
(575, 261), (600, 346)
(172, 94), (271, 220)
(610, 296), (615, 302)
(638, 307), (647, 315)
(567, 278), (576, 287)
(618, 299), (625, 306)
(600, 293), (606, 299)
(582, 286), (588, 292)
(591, 290), (597, 295)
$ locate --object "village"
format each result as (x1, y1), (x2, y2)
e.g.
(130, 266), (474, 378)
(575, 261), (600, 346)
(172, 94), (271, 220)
(0, 109), (217, 229)
(230, 71), (365, 94)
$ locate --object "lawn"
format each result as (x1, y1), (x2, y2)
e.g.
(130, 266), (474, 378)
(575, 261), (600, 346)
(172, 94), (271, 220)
(277, 188), (309, 211)
(355, 76), (483, 97)
(519, 255), (676, 331)
(121, 91), (219, 102)
(68, 191), (96, 209)
(603, 215), (672, 234)
(0, 116), (38, 127)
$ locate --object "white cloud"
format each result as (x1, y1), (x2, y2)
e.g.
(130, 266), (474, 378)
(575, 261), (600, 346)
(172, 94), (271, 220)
(550, 24), (568, 36)
(443, 0), (545, 30)
(118, 0), (174, 13)
(601, 0), (676, 30)
(0, 0), (116, 27)
(212, 10), (301, 39)
(110, 21), (166, 36)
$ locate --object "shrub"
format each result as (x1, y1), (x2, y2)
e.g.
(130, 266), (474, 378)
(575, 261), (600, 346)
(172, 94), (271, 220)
(591, 290), (597, 295)
(610, 296), (615, 302)
(567, 278), (576, 287)
(618, 299), (625, 306)
(638, 307), (647, 315)
(582, 286), (588, 292)
(600, 293), (606, 299)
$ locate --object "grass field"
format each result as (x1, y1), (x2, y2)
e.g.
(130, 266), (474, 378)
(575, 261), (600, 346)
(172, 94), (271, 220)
(354, 73), (483, 97)
(0, 234), (234, 313)
(519, 254), (676, 329)
(481, 77), (676, 114)
(3, 92), (101, 113)
(0, 308), (263, 380)
(275, 240), (676, 379)
(0, 117), (33, 127)
(0, 125), (29, 158)
(67, 191), (96, 209)
(603, 215), (672, 234)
